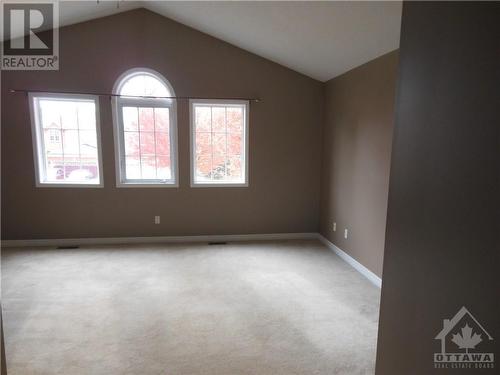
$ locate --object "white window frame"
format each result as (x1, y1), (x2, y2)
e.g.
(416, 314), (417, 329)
(28, 92), (104, 188)
(189, 99), (249, 188)
(112, 68), (179, 188)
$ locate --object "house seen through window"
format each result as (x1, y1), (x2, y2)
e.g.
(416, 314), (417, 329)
(29, 93), (103, 186)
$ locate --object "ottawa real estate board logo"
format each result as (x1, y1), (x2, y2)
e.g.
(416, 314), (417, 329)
(434, 306), (494, 370)
(1, 0), (59, 70)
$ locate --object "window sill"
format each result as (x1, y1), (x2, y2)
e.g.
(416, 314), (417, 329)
(36, 182), (104, 188)
(116, 182), (178, 188)
(190, 182), (248, 188)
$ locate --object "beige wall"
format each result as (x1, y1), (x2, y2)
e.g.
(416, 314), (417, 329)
(1, 9), (323, 240)
(319, 51), (399, 277)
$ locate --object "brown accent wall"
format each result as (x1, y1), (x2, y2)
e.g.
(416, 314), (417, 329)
(376, 2), (499, 374)
(1, 9), (323, 240)
(319, 51), (399, 277)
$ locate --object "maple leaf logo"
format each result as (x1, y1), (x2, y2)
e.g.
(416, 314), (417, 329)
(452, 324), (483, 353)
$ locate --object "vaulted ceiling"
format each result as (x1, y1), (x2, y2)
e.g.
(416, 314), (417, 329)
(28, 1), (403, 82)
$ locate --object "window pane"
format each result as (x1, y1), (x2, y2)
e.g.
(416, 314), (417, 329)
(122, 107), (138, 131)
(62, 130), (80, 156)
(62, 164), (72, 181)
(192, 102), (247, 185)
(59, 101), (78, 129)
(195, 106), (211, 132)
(156, 155), (171, 180)
(66, 164), (97, 183)
(211, 154), (227, 180)
(212, 133), (226, 155)
(139, 108), (154, 131)
(77, 102), (97, 129)
(228, 133), (242, 155)
(119, 74), (170, 97)
(44, 129), (62, 150)
(196, 155), (212, 181)
(62, 130), (82, 182)
(155, 108), (169, 132)
(49, 163), (64, 181)
(124, 132), (140, 156)
(140, 132), (155, 155)
(141, 155), (156, 179)
(144, 75), (168, 97)
(33, 96), (101, 185)
(195, 132), (212, 156)
(79, 130), (98, 157)
(227, 156), (243, 180)
(79, 161), (99, 183)
(39, 100), (61, 129)
(155, 132), (170, 156)
(43, 129), (63, 181)
(211, 107), (226, 132)
(227, 107), (243, 133)
(125, 155), (141, 179)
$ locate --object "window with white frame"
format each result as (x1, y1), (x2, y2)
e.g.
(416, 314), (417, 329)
(112, 68), (178, 187)
(190, 100), (249, 186)
(29, 93), (103, 187)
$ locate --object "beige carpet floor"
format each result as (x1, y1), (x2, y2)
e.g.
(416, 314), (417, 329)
(2, 240), (380, 375)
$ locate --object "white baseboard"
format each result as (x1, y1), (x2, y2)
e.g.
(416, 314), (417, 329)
(316, 234), (382, 288)
(1, 232), (317, 248)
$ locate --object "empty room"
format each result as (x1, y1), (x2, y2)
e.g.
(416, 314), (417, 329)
(1, 1), (498, 374)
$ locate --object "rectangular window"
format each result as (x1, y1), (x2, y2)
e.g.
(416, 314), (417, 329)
(29, 93), (103, 187)
(190, 100), (249, 187)
(120, 106), (173, 183)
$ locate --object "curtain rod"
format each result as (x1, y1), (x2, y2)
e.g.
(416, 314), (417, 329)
(9, 88), (261, 103)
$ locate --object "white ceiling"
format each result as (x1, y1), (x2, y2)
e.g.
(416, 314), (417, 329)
(30, 1), (403, 82)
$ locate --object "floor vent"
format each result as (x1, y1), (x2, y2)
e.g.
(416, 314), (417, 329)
(208, 242), (227, 245)
(57, 245), (80, 249)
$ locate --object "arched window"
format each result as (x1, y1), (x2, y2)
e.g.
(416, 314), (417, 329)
(112, 68), (178, 187)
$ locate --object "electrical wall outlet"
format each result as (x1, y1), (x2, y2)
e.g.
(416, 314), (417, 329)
(154, 216), (160, 224)
(344, 228), (348, 239)
(333, 222), (337, 232)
